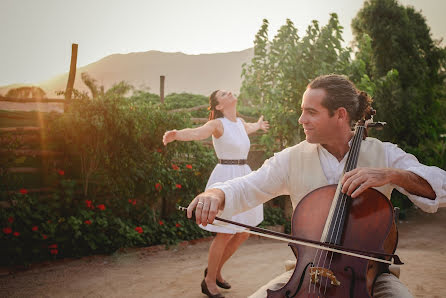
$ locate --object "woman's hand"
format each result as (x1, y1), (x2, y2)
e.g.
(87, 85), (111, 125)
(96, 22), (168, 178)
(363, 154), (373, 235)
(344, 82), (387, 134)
(162, 130), (177, 145)
(257, 115), (269, 132)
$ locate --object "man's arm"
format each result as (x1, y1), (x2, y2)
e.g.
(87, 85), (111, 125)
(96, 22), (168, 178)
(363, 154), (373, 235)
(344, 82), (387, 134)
(342, 142), (446, 212)
(187, 147), (293, 225)
(341, 167), (435, 199)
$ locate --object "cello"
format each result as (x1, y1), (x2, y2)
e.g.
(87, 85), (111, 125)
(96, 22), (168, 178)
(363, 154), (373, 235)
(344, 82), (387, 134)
(267, 110), (398, 298)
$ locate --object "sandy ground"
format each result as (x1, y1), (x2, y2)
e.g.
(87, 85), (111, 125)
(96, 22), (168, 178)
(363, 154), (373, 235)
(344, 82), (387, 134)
(0, 208), (445, 298)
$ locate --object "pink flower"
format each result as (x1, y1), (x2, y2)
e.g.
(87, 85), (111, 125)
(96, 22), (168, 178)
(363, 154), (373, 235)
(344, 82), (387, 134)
(3, 227), (12, 234)
(32, 226), (38, 231)
(186, 164), (192, 169)
(19, 189), (28, 195)
(175, 184), (182, 189)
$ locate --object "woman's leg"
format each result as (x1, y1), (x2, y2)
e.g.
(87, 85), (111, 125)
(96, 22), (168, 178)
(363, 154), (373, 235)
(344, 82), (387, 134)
(216, 232), (250, 281)
(205, 232), (233, 294)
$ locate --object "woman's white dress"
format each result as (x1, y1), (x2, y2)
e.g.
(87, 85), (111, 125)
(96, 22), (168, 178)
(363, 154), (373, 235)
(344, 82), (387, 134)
(200, 117), (263, 234)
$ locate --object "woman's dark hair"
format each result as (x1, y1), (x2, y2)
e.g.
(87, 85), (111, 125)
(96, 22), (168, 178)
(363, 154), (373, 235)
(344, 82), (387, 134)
(307, 74), (373, 124)
(208, 90), (224, 120)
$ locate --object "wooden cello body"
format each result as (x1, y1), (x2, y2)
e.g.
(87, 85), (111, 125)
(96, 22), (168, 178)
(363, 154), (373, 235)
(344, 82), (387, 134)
(267, 185), (398, 298)
(267, 119), (398, 298)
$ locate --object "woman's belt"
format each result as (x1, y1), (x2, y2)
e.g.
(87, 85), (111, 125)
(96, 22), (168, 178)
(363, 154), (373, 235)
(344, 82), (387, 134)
(218, 159), (247, 165)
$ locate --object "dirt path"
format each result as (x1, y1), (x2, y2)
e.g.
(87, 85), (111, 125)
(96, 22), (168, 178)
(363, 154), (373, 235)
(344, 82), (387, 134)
(1, 208), (445, 298)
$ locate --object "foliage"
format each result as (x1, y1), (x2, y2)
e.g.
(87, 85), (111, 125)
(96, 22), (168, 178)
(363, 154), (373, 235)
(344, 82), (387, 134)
(240, 15), (363, 152)
(5, 86), (46, 99)
(1, 80), (218, 265)
(352, 0), (446, 163)
(0, 184), (211, 266)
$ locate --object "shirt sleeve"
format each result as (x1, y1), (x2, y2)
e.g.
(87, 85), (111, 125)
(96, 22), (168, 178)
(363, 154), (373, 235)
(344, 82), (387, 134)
(385, 142), (446, 213)
(210, 147), (292, 219)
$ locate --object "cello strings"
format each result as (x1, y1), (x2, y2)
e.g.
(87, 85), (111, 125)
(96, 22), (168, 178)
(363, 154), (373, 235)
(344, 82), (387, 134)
(315, 125), (364, 295)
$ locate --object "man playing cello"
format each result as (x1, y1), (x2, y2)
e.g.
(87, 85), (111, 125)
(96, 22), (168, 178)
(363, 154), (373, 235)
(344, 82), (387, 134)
(187, 74), (446, 297)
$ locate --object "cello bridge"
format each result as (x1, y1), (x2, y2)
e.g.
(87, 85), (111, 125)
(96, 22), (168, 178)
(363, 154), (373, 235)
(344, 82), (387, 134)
(309, 267), (341, 286)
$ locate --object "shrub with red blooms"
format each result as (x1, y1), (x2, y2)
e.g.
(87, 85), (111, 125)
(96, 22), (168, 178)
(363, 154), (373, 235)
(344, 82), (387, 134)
(135, 226), (143, 234)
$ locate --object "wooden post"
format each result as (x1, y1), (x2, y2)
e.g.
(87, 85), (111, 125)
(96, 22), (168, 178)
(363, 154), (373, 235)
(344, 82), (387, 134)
(160, 75), (165, 104)
(64, 43), (78, 112)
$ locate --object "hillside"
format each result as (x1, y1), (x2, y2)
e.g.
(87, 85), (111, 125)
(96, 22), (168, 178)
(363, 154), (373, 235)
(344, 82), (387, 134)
(0, 49), (254, 98)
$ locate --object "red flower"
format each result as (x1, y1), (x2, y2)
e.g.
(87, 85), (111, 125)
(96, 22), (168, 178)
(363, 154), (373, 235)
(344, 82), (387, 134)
(132, 200), (136, 205)
(171, 164), (179, 171)
(186, 164), (192, 169)
(155, 183), (162, 191)
(32, 226), (38, 231)
(50, 249), (58, 255)
(97, 204), (106, 211)
(128, 199), (132, 203)
(84, 220), (92, 225)
(48, 244), (58, 249)
(7, 217), (14, 223)
(13, 232), (20, 237)
(42, 234), (48, 239)
(58, 170), (65, 176)
(157, 148), (162, 153)
(85, 200), (93, 209)
(19, 189), (28, 195)
(135, 226), (143, 234)
(175, 223), (181, 228)
(3, 227), (12, 234)
(175, 184), (182, 189)
(158, 220), (164, 226)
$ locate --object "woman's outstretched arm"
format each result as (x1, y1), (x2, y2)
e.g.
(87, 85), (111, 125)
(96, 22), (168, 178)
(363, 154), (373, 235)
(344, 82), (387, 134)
(163, 119), (222, 145)
(242, 115), (269, 135)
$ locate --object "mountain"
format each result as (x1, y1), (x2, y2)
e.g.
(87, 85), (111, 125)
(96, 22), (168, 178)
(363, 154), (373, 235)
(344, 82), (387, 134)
(1, 49), (254, 98)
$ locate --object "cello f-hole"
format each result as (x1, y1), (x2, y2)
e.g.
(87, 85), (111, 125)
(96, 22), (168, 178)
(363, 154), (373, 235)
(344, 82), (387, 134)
(344, 266), (355, 298)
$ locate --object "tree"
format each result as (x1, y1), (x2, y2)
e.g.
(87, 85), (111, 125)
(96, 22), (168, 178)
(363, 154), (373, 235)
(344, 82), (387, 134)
(240, 14), (359, 151)
(352, 0), (446, 150)
(5, 86), (46, 99)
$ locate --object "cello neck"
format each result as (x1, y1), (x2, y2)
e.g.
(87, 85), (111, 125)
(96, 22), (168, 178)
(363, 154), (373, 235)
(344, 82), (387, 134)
(320, 124), (365, 245)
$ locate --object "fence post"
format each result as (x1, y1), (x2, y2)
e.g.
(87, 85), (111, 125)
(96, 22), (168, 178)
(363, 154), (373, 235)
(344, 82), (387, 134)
(64, 43), (78, 112)
(160, 75), (165, 104)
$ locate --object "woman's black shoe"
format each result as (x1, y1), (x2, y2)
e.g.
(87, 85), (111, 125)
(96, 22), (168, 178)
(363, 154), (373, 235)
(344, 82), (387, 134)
(201, 279), (225, 298)
(204, 268), (231, 289)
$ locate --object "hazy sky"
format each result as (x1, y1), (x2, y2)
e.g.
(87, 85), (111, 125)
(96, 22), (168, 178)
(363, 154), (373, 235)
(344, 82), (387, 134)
(1, 0), (445, 86)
